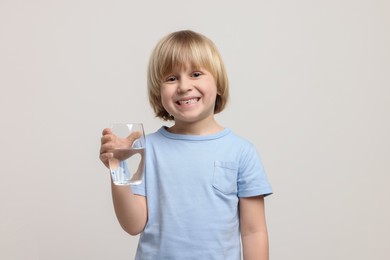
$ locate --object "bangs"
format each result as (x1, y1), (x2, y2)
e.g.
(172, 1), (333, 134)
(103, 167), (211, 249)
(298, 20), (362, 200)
(155, 33), (217, 80)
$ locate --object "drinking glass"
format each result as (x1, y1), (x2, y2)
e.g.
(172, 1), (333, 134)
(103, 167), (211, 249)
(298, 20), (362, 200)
(109, 123), (146, 185)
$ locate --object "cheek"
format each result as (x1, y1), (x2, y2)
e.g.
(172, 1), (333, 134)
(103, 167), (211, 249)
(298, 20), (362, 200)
(206, 87), (219, 101)
(160, 95), (168, 108)
(160, 92), (173, 111)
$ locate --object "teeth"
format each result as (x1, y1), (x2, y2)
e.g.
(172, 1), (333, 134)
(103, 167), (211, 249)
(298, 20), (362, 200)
(178, 98), (198, 105)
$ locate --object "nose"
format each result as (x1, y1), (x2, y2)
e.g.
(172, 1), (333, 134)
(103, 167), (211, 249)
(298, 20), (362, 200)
(177, 77), (193, 94)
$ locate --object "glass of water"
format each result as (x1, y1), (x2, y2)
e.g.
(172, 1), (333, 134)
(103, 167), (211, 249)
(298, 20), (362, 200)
(109, 123), (146, 185)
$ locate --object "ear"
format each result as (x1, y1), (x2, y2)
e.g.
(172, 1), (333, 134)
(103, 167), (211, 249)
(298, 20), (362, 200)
(216, 85), (222, 96)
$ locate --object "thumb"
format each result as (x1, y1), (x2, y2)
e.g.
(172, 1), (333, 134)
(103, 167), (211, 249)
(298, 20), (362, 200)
(126, 131), (142, 143)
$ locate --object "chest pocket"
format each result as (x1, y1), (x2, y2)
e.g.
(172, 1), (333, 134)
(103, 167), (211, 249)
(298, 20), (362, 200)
(213, 161), (239, 194)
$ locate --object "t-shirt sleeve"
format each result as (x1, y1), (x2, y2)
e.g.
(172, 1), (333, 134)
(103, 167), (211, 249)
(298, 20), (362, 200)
(237, 144), (272, 198)
(130, 172), (146, 196)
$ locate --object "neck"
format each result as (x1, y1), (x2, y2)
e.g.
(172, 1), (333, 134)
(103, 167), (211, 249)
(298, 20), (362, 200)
(168, 118), (223, 136)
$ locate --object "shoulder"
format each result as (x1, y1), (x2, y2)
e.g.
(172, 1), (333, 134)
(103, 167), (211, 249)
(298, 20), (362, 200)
(145, 127), (166, 140)
(223, 129), (256, 150)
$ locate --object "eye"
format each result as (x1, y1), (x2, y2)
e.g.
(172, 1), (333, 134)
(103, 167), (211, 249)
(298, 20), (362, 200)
(191, 71), (202, 78)
(165, 75), (177, 82)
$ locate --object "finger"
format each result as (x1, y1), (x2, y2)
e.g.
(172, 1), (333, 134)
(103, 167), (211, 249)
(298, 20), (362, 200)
(100, 143), (114, 154)
(102, 128), (112, 136)
(100, 152), (113, 165)
(100, 152), (113, 159)
(101, 134), (114, 145)
(126, 131), (142, 142)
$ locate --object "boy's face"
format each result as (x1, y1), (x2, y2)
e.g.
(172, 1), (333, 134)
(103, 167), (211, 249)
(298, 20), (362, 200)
(160, 64), (218, 126)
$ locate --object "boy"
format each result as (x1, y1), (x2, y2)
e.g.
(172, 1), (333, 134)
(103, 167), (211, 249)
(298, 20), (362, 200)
(100, 30), (272, 259)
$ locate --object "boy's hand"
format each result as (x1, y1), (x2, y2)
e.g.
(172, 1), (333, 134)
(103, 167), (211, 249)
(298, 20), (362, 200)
(99, 128), (142, 168)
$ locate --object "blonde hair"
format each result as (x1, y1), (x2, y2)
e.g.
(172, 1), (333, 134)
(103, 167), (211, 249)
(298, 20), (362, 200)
(147, 30), (229, 121)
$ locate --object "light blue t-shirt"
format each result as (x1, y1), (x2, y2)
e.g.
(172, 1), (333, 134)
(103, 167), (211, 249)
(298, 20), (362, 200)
(131, 127), (272, 260)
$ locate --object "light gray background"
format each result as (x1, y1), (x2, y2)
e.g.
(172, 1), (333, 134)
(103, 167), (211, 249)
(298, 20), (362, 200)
(0, 0), (389, 259)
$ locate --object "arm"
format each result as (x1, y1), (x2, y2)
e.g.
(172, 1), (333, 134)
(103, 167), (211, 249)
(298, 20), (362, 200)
(239, 195), (269, 260)
(100, 128), (148, 235)
(110, 184), (147, 235)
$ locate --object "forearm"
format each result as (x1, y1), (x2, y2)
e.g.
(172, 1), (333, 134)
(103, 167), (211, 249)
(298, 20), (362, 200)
(241, 231), (269, 260)
(111, 183), (147, 236)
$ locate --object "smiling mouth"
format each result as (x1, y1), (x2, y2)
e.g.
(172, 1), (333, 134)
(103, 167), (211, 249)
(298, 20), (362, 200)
(176, 98), (200, 105)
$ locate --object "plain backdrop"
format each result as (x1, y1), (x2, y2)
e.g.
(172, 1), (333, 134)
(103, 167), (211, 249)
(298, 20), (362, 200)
(0, 0), (389, 259)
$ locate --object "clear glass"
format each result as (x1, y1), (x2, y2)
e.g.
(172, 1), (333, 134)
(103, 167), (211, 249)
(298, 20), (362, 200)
(109, 123), (146, 185)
